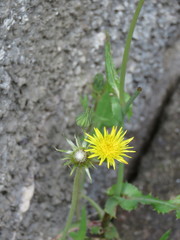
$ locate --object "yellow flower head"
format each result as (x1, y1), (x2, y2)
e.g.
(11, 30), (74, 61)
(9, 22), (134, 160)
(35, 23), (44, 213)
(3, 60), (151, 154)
(85, 127), (135, 169)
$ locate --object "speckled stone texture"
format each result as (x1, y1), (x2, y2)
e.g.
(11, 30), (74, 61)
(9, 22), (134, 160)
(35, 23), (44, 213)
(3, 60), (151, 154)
(0, 0), (179, 239)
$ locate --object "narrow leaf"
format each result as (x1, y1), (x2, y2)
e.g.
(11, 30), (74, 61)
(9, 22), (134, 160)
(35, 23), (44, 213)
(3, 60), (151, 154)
(105, 34), (119, 97)
(159, 229), (171, 240)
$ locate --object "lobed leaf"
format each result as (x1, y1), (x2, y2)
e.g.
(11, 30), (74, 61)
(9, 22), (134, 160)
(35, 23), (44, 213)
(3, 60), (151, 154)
(115, 183), (180, 218)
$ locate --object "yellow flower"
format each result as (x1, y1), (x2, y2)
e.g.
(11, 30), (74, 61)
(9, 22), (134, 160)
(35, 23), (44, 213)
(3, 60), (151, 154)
(85, 127), (135, 169)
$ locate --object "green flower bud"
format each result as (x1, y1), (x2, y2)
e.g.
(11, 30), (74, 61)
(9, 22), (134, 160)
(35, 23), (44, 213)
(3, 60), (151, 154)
(76, 109), (92, 128)
(55, 136), (95, 175)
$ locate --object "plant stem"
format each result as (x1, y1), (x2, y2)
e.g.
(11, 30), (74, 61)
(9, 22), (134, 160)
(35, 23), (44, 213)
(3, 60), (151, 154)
(61, 168), (82, 240)
(119, 0), (144, 106)
(82, 194), (104, 219)
(124, 87), (142, 115)
(76, 168), (85, 220)
(115, 163), (124, 196)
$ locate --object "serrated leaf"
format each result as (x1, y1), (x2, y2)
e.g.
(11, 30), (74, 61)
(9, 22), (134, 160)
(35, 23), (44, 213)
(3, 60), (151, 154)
(105, 197), (118, 218)
(122, 182), (142, 197)
(152, 201), (173, 214)
(159, 229), (171, 240)
(117, 197), (138, 211)
(116, 183), (180, 217)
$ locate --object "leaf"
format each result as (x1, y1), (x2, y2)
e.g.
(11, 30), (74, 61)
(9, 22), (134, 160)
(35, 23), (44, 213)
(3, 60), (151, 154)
(124, 92), (133, 120)
(159, 229), (171, 240)
(80, 95), (89, 110)
(107, 184), (117, 196)
(93, 91), (116, 128)
(169, 195), (180, 219)
(90, 226), (102, 235)
(105, 223), (120, 239)
(114, 183), (180, 218)
(93, 73), (105, 94)
(110, 96), (123, 125)
(122, 182), (142, 197)
(105, 34), (119, 97)
(69, 208), (87, 240)
(116, 197), (138, 211)
(104, 197), (118, 218)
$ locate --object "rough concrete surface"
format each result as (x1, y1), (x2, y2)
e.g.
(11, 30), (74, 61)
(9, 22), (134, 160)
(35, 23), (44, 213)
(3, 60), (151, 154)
(0, 0), (180, 239)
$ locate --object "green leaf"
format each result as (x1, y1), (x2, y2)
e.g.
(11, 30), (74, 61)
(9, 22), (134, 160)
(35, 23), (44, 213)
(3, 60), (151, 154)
(122, 182), (142, 197)
(115, 183), (180, 218)
(107, 184), (117, 196)
(105, 223), (120, 239)
(104, 197), (118, 218)
(80, 95), (89, 110)
(159, 229), (171, 240)
(69, 208), (87, 240)
(93, 73), (105, 94)
(169, 195), (180, 219)
(117, 197), (138, 211)
(124, 92), (133, 119)
(110, 96), (123, 125)
(90, 226), (102, 235)
(119, 0), (144, 105)
(93, 91), (115, 128)
(105, 34), (119, 97)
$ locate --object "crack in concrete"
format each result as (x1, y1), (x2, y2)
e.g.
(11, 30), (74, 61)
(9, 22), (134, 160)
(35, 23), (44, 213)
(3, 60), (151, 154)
(127, 77), (180, 182)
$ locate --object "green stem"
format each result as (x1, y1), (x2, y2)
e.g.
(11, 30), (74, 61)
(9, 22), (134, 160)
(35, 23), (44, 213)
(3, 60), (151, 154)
(124, 87), (142, 115)
(61, 168), (82, 240)
(82, 194), (104, 219)
(115, 163), (124, 196)
(76, 168), (85, 220)
(119, 0), (144, 106)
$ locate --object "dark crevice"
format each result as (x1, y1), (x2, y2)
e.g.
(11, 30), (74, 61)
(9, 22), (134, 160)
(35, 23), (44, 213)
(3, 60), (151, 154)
(127, 78), (180, 183)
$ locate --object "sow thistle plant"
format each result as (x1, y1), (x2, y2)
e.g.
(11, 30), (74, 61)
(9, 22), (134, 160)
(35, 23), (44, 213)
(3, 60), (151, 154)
(55, 1), (180, 239)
